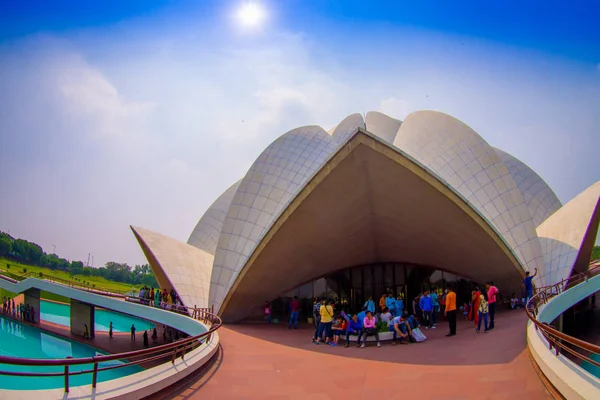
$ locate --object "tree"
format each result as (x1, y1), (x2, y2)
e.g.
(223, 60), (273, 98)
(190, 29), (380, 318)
(0, 237), (11, 256)
(592, 245), (600, 262)
(140, 274), (159, 288)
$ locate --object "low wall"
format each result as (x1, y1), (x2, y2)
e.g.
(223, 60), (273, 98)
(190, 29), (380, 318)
(527, 274), (600, 400)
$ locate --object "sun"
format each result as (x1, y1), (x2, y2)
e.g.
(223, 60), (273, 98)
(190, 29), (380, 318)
(236, 2), (266, 27)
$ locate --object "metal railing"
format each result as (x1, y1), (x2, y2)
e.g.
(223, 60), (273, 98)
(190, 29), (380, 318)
(0, 306), (221, 393)
(0, 269), (129, 298)
(526, 264), (600, 370)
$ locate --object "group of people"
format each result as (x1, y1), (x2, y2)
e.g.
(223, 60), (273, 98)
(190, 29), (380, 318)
(461, 281), (500, 333)
(130, 323), (184, 348)
(136, 287), (185, 312)
(308, 293), (431, 348)
(2, 296), (36, 323)
(268, 279), (508, 343)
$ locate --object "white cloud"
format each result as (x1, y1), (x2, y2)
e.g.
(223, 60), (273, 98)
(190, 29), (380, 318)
(58, 56), (155, 137)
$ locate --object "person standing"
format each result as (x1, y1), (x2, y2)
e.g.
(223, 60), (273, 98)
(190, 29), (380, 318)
(312, 298), (322, 342)
(109, 322), (114, 338)
(486, 281), (499, 330)
(476, 290), (490, 333)
(315, 299), (334, 345)
(523, 268), (538, 307)
(154, 289), (161, 308)
(288, 296), (301, 329)
(445, 286), (457, 337)
(419, 290), (434, 329)
(364, 296), (376, 314)
(131, 324), (136, 341)
(395, 294), (404, 318)
(263, 301), (272, 324)
(469, 288), (481, 327)
(430, 290), (439, 326)
(379, 294), (387, 313)
(143, 330), (149, 348)
(386, 293), (397, 317)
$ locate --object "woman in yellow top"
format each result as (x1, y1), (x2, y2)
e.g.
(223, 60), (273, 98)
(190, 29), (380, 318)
(315, 300), (335, 345)
(476, 290), (490, 333)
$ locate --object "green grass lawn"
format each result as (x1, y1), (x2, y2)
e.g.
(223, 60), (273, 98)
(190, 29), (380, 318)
(0, 258), (142, 294)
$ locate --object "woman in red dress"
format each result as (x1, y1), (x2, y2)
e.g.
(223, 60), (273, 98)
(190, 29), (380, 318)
(471, 288), (481, 326)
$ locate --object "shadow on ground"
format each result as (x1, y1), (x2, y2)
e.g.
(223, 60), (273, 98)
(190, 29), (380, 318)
(142, 344), (224, 400)
(224, 308), (529, 366)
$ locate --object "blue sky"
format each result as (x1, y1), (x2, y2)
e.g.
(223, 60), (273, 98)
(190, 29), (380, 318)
(0, 0), (598, 266)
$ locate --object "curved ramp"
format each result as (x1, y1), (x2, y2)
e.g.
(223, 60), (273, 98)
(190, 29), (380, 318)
(0, 277), (205, 336)
(527, 274), (600, 400)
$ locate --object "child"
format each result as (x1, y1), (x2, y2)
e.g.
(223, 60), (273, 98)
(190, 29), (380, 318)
(463, 302), (470, 320)
(263, 301), (272, 324)
(331, 317), (346, 346)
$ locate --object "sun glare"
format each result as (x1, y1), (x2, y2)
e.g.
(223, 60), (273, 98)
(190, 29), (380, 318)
(236, 2), (265, 27)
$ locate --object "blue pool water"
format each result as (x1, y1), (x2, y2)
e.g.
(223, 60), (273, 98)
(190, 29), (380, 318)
(0, 316), (143, 390)
(40, 300), (154, 332)
(582, 353), (600, 378)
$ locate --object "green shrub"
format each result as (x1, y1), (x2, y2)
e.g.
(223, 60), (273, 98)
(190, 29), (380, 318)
(376, 321), (389, 333)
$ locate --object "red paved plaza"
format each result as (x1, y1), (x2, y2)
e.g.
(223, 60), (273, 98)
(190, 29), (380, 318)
(156, 310), (551, 400)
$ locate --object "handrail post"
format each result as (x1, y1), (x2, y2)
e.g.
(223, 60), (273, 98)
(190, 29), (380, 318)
(172, 345), (178, 364)
(92, 360), (99, 388)
(65, 356), (72, 393)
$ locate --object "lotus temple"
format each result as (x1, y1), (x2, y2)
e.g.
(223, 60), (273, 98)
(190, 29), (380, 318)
(2, 109), (599, 400)
(131, 110), (600, 323)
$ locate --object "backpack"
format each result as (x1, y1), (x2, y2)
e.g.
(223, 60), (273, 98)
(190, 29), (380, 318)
(412, 327), (427, 342)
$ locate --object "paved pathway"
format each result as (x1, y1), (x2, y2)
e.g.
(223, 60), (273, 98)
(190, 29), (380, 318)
(158, 310), (551, 400)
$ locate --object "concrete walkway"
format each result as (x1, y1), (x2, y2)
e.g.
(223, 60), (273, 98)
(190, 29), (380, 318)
(154, 310), (551, 400)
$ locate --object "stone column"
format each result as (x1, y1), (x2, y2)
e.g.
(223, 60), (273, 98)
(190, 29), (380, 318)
(70, 299), (95, 338)
(24, 288), (40, 323)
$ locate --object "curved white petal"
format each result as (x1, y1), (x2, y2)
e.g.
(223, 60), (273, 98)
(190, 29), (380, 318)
(187, 180), (241, 255)
(331, 113), (365, 144)
(537, 181), (600, 286)
(209, 125), (339, 312)
(365, 111), (402, 143)
(394, 110), (544, 276)
(131, 226), (213, 309)
(494, 148), (562, 228)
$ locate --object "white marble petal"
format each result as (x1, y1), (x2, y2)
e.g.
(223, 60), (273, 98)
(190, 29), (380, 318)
(187, 181), (241, 255)
(209, 125), (339, 312)
(536, 181), (600, 286)
(331, 113), (365, 144)
(494, 148), (562, 228)
(365, 111), (402, 144)
(394, 110), (545, 276)
(131, 226), (213, 309)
